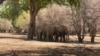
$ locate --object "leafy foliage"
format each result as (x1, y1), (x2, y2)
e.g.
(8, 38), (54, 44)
(0, 0), (80, 22)
(0, 0), (29, 27)
(39, 0), (68, 8)
(67, 0), (80, 8)
(0, 0), (29, 20)
(15, 11), (30, 31)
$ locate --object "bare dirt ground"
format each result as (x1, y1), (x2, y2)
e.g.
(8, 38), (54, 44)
(0, 33), (100, 56)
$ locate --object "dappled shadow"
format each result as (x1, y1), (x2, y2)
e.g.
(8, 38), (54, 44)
(0, 46), (100, 56)
(0, 33), (100, 45)
(0, 36), (27, 40)
(0, 36), (100, 45)
(0, 34), (100, 45)
(36, 39), (100, 45)
(68, 40), (100, 44)
(12, 33), (27, 35)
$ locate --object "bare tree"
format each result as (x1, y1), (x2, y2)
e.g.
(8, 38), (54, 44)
(88, 0), (100, 43)
(71, 0), (89, 43)
(82, 0), (100, 43)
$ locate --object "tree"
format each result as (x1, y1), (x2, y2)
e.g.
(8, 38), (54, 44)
(0, 0), (81, 40)
(27, 0), (39, 40)
(28, 0), (83, 40)
(87, 0), (100, 43)
(68, 0), (86, 43)
(0, 0), (29, 27)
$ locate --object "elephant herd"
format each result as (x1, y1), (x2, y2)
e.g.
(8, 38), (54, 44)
(36, 24), (69, 42)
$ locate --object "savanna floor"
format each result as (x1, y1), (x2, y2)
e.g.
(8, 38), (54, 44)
(0, 33), (100, 56)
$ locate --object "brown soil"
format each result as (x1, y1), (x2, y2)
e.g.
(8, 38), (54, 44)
(0, 33), (100, 56)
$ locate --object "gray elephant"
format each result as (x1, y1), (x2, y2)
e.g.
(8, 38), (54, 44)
(53, 25), (69, 42)
(42, 24), (54, 41)
(36, 24), (54, 41)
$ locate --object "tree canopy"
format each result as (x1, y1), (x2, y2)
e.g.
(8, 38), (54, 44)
(0, 0), (80, 20)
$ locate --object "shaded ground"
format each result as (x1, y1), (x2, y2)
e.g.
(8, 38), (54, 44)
(0, 33), (100, 56)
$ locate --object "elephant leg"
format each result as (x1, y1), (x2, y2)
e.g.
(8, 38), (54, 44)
(59, 34), (63, 42)
(51, 35), (53, 41)
(53, 35), (56, 42)
(62, 35), (66, 42)
(43, 33), (47, 41)
(47, 34), (50, 41)
(48, 35), (50, 41)
(37, 32), (41, 41)
(54, 35), (57, 42)
(37, 32), (40, 40)
(67, 35), (70, 42)
(49, 35), (53, 41)
(42, 32), (44, 41)
(55, 35), (58, 42)
(39, 32), (42, 41)
(59, 33), (63, 42)
(59, 36), (62, 42)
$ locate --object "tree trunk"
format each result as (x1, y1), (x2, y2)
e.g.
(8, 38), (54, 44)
(27, 0), (39, 40)
(91, 36), (95, 43)
(90, 31), (96, 43)
(77, 35), (83, 43)
(90, 25), (97, 43)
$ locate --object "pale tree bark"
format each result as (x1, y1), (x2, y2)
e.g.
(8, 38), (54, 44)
(27, 0), (39, 40)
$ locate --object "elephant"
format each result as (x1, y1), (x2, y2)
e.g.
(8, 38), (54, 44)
(36, 24), (69, 42)
(41, 24), (54, 41)
(36, 24), (54, 41)
(53, 25), (69, 42)
(35, 25), (43, 41)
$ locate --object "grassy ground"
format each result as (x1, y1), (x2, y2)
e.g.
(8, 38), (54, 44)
(0, 33), (100, 56)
